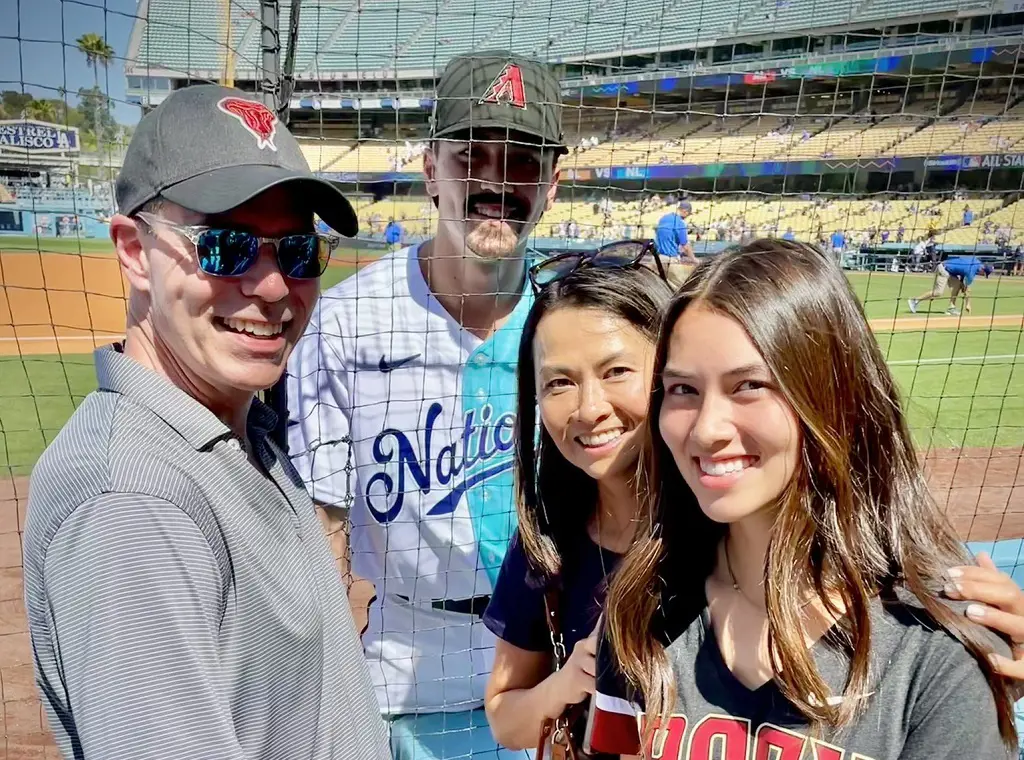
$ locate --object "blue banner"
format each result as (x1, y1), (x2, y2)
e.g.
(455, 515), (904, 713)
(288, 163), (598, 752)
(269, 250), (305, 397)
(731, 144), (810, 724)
(320, 153), (1024, 185)
(0, 121), (79, 153)
(925, 154), (1024, 171)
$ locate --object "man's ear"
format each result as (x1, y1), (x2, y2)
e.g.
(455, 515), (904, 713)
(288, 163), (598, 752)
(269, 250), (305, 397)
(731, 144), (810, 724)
(544, 167), (560, 213)
(423, 147), (439, 203)
(110, 214), (151, 293)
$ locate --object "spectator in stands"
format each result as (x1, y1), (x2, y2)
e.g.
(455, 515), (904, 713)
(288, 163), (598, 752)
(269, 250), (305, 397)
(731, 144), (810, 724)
(782, 227), (796, 241)
(896, 224), (905, 243)
(655, 200), (697, 262)
(23, 84), (388, 760)
(384, 217), (403, 250)
(909, 255), (994, 316)
(287, 52), (567, 760)
(881, 229), (891, 244)
(996, 225), (1011, 255)
(964, 205), (974, 226)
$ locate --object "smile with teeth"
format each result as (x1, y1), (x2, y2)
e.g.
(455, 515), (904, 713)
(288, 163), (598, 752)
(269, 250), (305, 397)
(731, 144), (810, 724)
(698, 455), (758, 477)
(472, 205), (520, 221)
(222, 317), (285, 337)
(577, 428), (625, 448)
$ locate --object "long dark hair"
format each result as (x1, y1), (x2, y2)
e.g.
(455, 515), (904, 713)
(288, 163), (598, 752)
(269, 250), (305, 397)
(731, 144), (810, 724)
(605, 239), (1017, 746)
(514, 264), (674, 582)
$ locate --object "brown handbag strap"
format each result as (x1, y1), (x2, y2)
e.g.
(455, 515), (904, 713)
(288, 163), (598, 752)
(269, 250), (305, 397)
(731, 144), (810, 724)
(542, 585), (568, 669)
(541, 584), (589, 748)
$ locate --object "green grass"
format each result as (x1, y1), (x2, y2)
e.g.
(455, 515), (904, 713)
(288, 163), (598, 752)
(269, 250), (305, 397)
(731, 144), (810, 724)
(850, 271), (1024, 320)
(0, 236), (118, 255)
(1, 268), (1022, 475)
(0, 354), (97, 474)
(878, 329), (1024, 450)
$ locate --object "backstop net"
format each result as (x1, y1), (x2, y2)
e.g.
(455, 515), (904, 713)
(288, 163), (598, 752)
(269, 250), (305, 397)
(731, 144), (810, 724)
(1, 0), (1023, 752)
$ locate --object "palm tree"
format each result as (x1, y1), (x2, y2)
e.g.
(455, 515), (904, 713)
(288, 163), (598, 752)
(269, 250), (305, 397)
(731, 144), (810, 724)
(25, 99), (57, 123)
(76, 33), (115, 141)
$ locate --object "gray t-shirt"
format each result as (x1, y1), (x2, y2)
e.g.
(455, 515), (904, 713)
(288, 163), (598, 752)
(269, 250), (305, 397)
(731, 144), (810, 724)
(593, 593), (1013, 759)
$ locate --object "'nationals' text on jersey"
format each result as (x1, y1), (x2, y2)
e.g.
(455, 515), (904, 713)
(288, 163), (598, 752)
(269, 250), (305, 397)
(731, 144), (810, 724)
(287, 244), (532, 714)
(365, 401), (515, 522)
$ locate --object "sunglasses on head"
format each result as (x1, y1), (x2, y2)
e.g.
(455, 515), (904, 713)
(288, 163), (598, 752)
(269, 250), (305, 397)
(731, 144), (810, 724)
(135, 212), (335, 280)
(528, 239), (666, 293)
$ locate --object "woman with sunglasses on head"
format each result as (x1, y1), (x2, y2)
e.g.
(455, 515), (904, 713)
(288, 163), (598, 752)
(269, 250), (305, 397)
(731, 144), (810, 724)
(481, 240), (679, 754)
(593, 239), (1018, 759)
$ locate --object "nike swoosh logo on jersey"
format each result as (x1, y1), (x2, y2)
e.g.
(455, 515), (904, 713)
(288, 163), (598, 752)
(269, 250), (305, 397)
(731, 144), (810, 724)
(425, 459), (515, 517)
(379, 353), (421, 372)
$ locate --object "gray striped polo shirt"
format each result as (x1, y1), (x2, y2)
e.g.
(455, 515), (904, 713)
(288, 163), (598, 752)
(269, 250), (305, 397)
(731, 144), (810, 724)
(23, 345), (390, 760)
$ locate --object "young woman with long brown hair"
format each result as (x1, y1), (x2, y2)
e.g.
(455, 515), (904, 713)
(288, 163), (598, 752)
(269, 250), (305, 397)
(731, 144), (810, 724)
(595, 239), (1019, 759)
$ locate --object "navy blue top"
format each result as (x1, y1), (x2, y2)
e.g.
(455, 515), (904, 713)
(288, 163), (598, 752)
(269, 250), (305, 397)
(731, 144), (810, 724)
(484, 530), (622, 656)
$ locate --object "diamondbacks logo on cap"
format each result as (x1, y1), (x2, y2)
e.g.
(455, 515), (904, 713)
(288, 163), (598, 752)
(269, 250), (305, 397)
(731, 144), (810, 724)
(479, 63), (527, 110)
(217, 97), (278, 151)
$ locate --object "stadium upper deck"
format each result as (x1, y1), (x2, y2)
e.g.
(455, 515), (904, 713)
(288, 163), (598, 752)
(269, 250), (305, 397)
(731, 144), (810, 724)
(293, 92), (1024, 174)
(125, 0), (1005, 86)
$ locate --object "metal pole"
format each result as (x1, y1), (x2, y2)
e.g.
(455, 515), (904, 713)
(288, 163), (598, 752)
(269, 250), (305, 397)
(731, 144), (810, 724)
(258, 0), (289, 450)
(222, 0), (235, 87)
(279, 0), (302, 125)
(259, 0), (281, 113)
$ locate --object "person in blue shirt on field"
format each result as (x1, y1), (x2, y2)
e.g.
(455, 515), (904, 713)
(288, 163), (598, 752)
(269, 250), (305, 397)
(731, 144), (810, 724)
(384, 218), (403, 250)
(655, 200), (697, 262)
(829, 229), (846, 255)
(908, 255), (994, 316)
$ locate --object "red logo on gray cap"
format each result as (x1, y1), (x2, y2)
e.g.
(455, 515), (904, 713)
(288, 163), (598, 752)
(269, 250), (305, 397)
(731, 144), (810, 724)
(217, 97), (278, 151)
(479, 63), (527, 109)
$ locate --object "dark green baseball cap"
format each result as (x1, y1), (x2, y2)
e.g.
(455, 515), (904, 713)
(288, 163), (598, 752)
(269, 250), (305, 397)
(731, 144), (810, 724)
(431, 51), (567, 155)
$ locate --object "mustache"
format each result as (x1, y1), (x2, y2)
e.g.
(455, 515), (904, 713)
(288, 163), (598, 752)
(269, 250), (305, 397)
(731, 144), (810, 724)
(466, 193), (529, 221)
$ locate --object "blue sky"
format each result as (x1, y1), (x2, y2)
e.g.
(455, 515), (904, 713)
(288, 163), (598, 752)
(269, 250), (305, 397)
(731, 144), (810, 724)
(1, 0), (142, 124)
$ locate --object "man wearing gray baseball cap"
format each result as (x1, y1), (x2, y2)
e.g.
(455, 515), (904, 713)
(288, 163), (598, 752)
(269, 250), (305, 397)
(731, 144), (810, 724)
(23, 84), (389, 759)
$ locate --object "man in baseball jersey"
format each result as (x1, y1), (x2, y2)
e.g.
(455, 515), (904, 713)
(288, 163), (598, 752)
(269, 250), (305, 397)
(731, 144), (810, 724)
(288, 52), (566, 758)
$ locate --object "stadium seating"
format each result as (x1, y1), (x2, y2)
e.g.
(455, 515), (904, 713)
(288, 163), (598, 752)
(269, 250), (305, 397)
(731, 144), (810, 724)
(135, 0), (1003, 78)
(298, 140), (356, 172)
(937, 199), (1024, 247)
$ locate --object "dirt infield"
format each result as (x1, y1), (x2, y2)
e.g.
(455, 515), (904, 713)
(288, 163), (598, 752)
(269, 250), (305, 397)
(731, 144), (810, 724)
(869, 314), (1024, 332)
(0, 252), (366, 356)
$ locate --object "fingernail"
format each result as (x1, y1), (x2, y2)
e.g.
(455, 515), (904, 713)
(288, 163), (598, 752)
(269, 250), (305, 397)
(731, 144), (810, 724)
(967, 604), (986, 619)
(946, 567), (964, 579)
(944, 582), (961, 596)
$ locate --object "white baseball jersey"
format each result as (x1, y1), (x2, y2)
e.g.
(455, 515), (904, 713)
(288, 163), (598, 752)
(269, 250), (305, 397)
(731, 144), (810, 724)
(287, 244), (531, 715)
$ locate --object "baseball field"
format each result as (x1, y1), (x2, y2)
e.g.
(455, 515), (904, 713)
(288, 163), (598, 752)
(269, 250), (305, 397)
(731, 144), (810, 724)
(0, 239), (1022, 755)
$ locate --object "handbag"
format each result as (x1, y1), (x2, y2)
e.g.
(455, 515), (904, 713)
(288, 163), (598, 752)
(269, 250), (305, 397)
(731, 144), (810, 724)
(536, 586), (588, 760)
